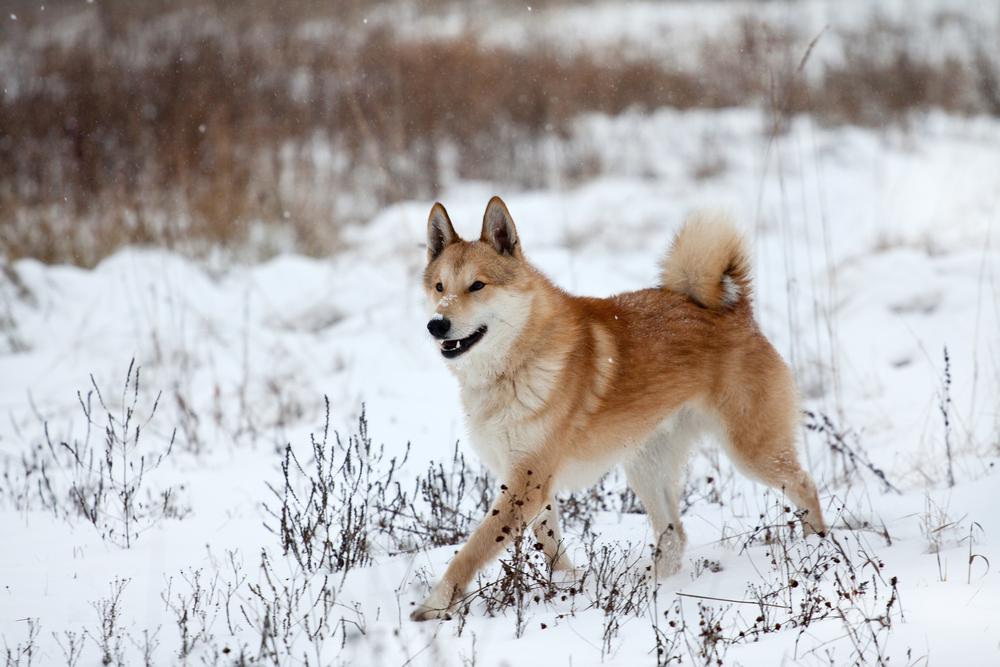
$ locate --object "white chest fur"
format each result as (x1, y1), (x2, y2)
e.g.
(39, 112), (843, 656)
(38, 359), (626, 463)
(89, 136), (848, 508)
(458, 355), (563, 479)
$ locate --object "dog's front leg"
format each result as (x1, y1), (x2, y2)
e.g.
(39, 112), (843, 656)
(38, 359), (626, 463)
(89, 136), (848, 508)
(532, 498), (575, 573)
(411, 464), (551, 621)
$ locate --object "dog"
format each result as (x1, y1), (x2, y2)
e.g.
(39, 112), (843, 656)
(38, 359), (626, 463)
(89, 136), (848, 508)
(411, 196), (825, 621)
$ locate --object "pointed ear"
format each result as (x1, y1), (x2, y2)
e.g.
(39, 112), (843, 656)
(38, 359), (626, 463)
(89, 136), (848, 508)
(480, 196), (520, 257)
(427, 203), (459, 262)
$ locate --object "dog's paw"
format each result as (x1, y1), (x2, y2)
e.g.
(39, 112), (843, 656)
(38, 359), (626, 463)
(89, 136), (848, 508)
(410, 581), (459, 622)
(802, 520), (828, 538)
(410, 603), (454, 622)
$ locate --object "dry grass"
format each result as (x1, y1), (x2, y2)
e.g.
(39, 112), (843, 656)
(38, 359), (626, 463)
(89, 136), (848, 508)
(1, 1), (998, 266)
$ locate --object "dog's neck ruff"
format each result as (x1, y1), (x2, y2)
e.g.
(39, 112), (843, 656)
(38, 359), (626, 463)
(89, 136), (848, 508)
(453, 286), (569, 392)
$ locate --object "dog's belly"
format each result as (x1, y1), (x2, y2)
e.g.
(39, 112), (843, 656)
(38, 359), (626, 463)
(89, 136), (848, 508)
(464, 406), (688, 490)
(558, 409), (699, 491)
(553, 455), (618, 491)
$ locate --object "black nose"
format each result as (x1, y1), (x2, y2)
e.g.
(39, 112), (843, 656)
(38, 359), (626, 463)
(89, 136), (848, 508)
(427, 317), (451, 339)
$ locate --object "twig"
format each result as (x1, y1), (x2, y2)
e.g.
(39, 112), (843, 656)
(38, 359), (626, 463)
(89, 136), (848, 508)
(675, 592), (790, 611)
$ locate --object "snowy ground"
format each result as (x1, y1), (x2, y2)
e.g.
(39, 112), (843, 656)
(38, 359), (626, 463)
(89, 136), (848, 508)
(2, 108), (998, 665)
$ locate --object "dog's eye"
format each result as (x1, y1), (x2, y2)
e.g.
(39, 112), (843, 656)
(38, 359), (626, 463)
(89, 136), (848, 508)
(469, 281), (485, 292)
(435, 282), (443, 293)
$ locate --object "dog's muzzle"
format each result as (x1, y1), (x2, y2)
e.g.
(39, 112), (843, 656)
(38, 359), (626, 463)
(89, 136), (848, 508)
(438, 326), (488, 359)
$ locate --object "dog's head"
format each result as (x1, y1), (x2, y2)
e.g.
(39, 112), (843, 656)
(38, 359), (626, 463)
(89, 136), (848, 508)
(423, 197), (533, 371)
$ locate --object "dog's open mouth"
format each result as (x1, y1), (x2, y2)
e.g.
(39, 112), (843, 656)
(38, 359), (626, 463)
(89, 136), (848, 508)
(440, 326), (487, 359)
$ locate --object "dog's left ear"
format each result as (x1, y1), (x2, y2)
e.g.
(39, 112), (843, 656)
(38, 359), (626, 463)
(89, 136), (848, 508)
(481, 196), (520, 257)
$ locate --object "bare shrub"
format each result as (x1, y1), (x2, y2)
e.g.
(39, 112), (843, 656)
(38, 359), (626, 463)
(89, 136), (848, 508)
(965, 522), (990, 585)
(408, 442), (495, 550)
(804, 410), (900, 494)
(241, 549), (350, 664)
(0, 360), (189, 547)
(10, 394), (930, 664)
(161, 569), (221, 661)
(89, 578), (128, 666)
(126, 630), (159, 667)
(0, 263), (31, 354)
(3, 3), (998, 266)
(0, 8), (715, 266)
(52, 629), (86, 667)
(2, 620), (40, 667)
(817, 18), (976, 127)
(264, 399), (494, 577)
(444, 527), (652, 653)
(919, 494), (960, 558)
(939, 347), (956, 487)
(265, 401), (407, 575)
(560, 469), (643, 535)
(452, 513), (559, 639)
(643, 495), (911, 665)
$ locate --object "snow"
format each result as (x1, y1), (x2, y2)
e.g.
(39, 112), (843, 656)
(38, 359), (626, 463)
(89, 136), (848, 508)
(2, 112), (999, 665)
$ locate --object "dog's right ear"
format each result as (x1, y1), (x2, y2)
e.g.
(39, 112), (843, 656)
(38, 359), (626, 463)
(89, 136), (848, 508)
(481, 196), (520, 258)
(427, 203), (459, 262)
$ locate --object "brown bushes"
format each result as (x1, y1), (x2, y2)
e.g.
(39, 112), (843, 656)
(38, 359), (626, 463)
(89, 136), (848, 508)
(1, 2), (998, 266)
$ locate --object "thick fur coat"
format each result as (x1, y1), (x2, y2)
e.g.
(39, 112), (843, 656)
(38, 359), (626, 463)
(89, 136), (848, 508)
(411, 197), (825, 621)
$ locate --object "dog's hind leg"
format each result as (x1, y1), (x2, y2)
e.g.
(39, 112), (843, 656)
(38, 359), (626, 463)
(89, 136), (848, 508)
(624, 412), (697, 578)
(714, 359), (826, 536)
(531, 498), (575, 572)
(720, 426), (826, 536)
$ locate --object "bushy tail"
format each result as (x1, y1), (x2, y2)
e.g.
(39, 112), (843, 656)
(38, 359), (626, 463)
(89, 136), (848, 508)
(660, 212), (751, 309)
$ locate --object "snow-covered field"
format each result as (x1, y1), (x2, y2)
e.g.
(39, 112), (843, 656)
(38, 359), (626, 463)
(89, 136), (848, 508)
(2, 105), (997, 664)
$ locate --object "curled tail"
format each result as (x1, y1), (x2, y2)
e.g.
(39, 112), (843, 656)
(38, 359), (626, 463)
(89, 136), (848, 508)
(660, 212), (751, 309)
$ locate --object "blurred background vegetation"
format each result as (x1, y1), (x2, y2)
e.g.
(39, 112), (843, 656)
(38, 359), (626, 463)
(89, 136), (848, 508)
(2, 0), (998, 266)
